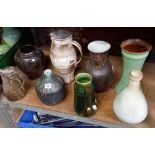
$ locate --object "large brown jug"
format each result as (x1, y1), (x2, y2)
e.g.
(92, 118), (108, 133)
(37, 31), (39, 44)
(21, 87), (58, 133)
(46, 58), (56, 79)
(0, 66), (29, 101)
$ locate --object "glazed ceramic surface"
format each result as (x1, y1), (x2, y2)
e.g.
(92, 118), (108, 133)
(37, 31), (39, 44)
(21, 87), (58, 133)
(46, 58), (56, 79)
(84, 41), (114, 93)
(50, 30), (82, 83)
(2, 27), (21, 47)
(0, 66), (29, 101)
(0, 44), (10, 56)
(0, 77), (2, 95)
(74, 73), (97, 117)
(113, 70), (148, 124)
(14, 45), (45, 79)
(35, 69), (65, 105)
(115, 39), (152, 94)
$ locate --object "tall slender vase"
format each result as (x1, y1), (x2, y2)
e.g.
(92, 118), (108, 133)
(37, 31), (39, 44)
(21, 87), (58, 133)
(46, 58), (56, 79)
(115, 39), (152, 94)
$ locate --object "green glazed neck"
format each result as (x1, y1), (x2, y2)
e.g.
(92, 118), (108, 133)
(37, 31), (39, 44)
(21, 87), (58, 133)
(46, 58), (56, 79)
(75, 73), (92, 86)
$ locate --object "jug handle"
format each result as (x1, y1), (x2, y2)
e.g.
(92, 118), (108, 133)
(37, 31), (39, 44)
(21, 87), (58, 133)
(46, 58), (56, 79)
(70, 41), (83, 65)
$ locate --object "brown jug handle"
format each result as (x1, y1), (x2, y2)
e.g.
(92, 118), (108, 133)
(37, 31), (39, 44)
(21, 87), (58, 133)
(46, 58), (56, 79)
(70, 41), (83, 65)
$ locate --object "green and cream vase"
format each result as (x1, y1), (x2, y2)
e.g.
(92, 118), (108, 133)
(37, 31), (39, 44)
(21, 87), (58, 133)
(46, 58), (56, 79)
(115, 39), (152, 94)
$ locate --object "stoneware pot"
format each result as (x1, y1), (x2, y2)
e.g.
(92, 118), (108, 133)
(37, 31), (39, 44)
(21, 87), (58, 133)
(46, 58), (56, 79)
(115, 39), (152, 94)
(14, 44), (45, 79)
(84, 41), (114, 93)
(35, 69), (65, 105)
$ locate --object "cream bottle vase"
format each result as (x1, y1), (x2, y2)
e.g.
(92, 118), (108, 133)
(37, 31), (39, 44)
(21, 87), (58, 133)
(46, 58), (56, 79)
(113, 70), (148, 124)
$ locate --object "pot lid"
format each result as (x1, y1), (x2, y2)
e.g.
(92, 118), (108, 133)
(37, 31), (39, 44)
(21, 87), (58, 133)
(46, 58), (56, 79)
(50, 30), (72, 40)
(88, 41), (111, 53)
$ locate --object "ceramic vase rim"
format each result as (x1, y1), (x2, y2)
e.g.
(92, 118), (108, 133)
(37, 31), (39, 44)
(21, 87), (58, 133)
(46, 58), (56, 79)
(75, 73), (92, 85)
(88, 40), (111, 54)
(121, 39), (152, 55)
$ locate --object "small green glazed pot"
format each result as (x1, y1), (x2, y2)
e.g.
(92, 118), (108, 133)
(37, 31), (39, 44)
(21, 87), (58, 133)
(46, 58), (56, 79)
(74, 73), (97, 117)
(115, 39), (152, 94)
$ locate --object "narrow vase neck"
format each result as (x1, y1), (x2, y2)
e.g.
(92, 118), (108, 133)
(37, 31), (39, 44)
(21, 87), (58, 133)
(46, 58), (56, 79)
(127, 80), (140, 90)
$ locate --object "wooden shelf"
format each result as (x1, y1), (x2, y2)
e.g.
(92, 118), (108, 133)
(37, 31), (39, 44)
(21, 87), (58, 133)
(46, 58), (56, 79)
(1, 55), (155, 128)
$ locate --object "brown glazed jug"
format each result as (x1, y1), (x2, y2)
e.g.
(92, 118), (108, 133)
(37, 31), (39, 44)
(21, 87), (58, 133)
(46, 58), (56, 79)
(0, 66), (29, 101)
(84, 41), (114, 93)
(14, 44), (45, 79)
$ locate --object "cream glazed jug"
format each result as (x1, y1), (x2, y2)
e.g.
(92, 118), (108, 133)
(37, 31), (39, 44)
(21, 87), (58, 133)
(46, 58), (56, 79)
(50, 30), (82, 83)
(113, 70), (148, 124)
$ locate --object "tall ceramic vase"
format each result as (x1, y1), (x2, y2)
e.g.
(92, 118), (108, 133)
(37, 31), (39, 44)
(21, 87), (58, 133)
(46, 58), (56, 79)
(115, 39), (152, 94)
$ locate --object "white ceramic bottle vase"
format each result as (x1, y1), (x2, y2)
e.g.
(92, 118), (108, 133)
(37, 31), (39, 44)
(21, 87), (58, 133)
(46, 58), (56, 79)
(113, 70), (148, 124)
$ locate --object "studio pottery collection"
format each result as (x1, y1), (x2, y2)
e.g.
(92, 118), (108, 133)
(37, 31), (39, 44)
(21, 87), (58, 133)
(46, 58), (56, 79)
(0, 28), (152, 125)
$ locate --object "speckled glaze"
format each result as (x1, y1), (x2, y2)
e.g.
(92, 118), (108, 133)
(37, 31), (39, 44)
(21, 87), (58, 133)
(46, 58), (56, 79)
(35, 69), (65, 105)
(84, 41), (114, 93)
(0, 66), (29, 101)
(14, 44), (45, 79)
(115, 39), (152, 94)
